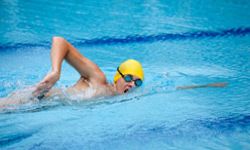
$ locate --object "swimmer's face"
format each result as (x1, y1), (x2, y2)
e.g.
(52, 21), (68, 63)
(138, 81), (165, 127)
(115, 75), (140, 94)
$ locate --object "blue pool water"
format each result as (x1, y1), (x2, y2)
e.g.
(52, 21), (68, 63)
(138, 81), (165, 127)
(1, 0), (250, 149)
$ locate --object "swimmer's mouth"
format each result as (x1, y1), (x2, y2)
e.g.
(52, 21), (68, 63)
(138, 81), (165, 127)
(124, 89), (129, 93)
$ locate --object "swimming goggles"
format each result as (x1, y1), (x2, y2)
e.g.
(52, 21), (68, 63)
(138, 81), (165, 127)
(117, 67), (143, 87)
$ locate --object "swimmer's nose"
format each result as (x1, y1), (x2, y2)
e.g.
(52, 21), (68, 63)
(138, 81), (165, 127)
(127, 81), (135, 88)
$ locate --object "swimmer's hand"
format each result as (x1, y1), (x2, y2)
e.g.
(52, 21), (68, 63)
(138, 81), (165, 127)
(32, 71), (60, 98)
(176, 82), (228, 90)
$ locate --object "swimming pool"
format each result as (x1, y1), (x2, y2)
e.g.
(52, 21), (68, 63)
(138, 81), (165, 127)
(0, 0), (250, 149)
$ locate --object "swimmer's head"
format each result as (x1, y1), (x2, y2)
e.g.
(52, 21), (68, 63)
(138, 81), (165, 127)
(114, 59), (144, 94)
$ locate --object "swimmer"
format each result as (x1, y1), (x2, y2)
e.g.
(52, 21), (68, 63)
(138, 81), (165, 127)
(0, 36), (227, 108)
(31, 37), (144, 100)
(5, 36), (142, 102)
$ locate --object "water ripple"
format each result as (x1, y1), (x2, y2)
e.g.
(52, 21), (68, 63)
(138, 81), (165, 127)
(149, 113), (250, 136)
(0, 130), (38, 147)
(0, 27), (250, 50)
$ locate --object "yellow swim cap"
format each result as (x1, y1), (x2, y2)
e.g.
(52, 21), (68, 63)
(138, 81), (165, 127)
(114, 59), (144, 83)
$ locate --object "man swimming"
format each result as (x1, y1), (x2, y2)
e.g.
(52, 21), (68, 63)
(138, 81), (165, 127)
(0, 36), (144, 107)
(0, 36), (227, 108)
(32, 36), (144, 99)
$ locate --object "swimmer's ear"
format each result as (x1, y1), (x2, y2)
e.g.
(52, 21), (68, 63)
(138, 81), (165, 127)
(176, 82), (228, 90)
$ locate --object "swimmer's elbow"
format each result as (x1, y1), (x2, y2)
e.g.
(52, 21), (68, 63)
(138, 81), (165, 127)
(52, 36), (65, 42)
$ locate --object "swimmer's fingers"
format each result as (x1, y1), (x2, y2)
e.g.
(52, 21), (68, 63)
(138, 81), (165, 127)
(32, 71), (60, 98)
(176, 82), (228, 90)
(207, 82), (228, 87)
(32, 82), (51, 97)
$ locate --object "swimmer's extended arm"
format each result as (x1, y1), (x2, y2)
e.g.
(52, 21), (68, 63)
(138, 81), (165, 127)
(33, 36), (106, 98)
(50, 36), (106, 83)
(176, 82), (228, 90)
